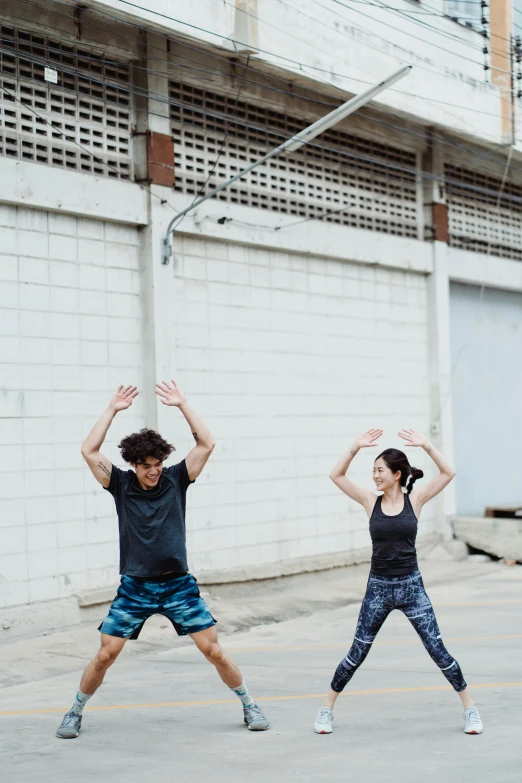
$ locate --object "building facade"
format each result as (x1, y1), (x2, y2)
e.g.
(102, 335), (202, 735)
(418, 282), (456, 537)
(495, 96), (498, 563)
(1, 0), (521, 624)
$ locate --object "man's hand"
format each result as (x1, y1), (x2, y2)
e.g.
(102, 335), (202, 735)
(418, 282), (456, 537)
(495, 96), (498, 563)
(155, 380), (187, 407)
(109, 385), (139, 412)
(158, 382), (215, 481)
(81, 385), (137, 489)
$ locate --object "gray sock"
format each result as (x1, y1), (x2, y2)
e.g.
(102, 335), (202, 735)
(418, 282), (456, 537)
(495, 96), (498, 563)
(231, 681), (255, 708)
(71, 690), (92, 715)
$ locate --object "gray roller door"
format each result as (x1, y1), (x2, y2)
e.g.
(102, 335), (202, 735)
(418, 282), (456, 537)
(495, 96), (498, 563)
(450, 282), (522, 516)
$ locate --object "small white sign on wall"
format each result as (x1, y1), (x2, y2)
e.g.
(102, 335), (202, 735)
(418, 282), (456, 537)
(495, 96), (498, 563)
(44, 67), (58, 84)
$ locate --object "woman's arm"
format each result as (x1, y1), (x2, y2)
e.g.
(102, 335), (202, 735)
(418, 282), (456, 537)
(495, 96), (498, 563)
(399, 428), (456, 513)
(330, 428), (382, 517)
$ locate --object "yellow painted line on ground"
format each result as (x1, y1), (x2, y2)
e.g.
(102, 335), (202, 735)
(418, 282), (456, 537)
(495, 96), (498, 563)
(225, 634), (522, 654)
(1, 682), (521, 717)
(436, 600), (522, 607)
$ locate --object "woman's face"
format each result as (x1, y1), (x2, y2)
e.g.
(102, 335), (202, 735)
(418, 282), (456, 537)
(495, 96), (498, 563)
(373, 457), (400, 492)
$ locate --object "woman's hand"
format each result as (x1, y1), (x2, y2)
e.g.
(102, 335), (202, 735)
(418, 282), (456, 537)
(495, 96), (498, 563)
(398, 428), (429, 448)
(353, 428), (383, 450)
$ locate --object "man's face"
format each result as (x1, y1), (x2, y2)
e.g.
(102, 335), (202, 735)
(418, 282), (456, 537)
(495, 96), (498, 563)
(132, 457), (164, 490)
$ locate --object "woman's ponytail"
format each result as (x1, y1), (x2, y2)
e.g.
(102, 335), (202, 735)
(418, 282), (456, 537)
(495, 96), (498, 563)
(407, 467), (424, 494)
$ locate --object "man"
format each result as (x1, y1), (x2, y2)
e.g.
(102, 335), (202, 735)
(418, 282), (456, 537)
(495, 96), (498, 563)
(56, 380), (269, 738)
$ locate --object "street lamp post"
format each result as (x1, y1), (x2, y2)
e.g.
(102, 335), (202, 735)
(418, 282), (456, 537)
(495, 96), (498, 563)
(162, 64), (412, 264)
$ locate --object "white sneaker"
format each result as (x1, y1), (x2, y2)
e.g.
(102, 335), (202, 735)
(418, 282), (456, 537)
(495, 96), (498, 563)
(314, 706), (334, 734)
(464, 706), (483, 735)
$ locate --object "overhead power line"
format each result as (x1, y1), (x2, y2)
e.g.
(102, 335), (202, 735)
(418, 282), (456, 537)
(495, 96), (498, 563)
(114, 0), (510, 76)
(9, 0), (517, 173)
(1, 42), (520, 210)
(15, 0), (510, 131)
(5, 10), (520, 184)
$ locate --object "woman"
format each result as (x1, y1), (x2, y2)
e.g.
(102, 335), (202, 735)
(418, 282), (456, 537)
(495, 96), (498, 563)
(314, 428), (483, 736)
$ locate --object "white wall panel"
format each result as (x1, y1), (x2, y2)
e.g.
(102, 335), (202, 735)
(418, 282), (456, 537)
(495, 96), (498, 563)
(0, 205), (144, 608)
(169, 237), (435, 574)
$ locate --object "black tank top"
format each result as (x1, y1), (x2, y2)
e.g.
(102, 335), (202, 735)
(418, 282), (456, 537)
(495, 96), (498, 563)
(369, 493), (418, 577)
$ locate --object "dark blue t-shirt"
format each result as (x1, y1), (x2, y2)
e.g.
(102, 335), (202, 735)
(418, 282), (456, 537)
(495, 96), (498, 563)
(104, 460), (194, 577)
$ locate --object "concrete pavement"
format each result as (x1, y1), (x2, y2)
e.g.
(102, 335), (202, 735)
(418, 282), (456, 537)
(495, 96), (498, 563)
(1, 563), (521, 782)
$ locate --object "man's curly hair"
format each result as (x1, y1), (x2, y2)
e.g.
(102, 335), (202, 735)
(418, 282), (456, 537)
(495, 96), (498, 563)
(118, 428), (175, 464)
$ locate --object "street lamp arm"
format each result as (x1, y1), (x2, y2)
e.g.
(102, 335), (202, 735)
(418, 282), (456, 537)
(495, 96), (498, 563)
(162, 65), (411, 264)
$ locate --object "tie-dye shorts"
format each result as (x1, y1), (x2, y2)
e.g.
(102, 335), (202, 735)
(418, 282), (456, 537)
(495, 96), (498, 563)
(98, 573), (216, 639)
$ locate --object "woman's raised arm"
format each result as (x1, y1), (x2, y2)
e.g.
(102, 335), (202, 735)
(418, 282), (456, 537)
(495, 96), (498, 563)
(330, 428), (382, 517)
(398, 428), (456, 514)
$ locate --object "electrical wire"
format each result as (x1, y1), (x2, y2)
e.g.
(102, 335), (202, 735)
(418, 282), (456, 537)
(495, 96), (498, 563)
(107, 0), (517, 151)
(328, 0), (508, 51)
(13, 0), (519, 170)
(7, 2), (520, 184)
(277, 143), (517, 233)
(2, 4), (519, 444)
(293, 0), (509, 58)
(8, 2), (505, 130)
(3, 6), (516, 220)
(4, 1), (518, 460)
(3, 18), (518, 423)
(0, 82), (179, 219)
(2, 41), (520, 210)
(272, 0), (503, 132)
(11, 0), (516, 173)
(2, 38), (521, 220)
(284, 0), (495, 67)
(205, 0), (511, 76)
(173, 53), (252, 233)
(295, 0), (454, 13)
(7, 11), (519, 187)
(113, 0), (513, 85)
(9, 6), (339, 112)
(14, 0), (512, 129)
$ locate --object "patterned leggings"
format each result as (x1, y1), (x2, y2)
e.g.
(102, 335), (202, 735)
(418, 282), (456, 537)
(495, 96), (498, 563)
(331, 570), (467, 693)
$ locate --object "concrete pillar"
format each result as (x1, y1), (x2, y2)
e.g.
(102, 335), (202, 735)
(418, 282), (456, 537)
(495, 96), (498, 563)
(139, 191), (177, 439)
(427, 242), (457, 536)
(423, 135), (456, 538)
(490, 0), (514, 143)
(133, 34), (176, 434)
(232, 0), (259, 52)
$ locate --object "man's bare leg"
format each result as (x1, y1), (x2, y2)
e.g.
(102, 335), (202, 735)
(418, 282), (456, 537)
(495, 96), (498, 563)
(190, 626), (270, 730)
(190, 626), (242, 687)
(79, 634), (126, 694)
(56, 634), (126, 738)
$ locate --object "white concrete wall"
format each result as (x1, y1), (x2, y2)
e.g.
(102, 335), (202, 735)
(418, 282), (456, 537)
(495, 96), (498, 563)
(1, 3), (521, 617)
(165, 235), (436, 573)
(95, 0), (506, 144)
(0, 204), (145, 608)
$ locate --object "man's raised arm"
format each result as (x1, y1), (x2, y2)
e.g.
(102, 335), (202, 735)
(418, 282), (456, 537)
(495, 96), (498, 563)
(155, 380), (215, 481)
(81, 385), (138, 487)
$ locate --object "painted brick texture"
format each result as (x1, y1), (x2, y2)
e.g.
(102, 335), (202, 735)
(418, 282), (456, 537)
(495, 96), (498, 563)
(0, 206), (145, 608)
(171, 238), (434, 574)
(0, 210), (434, 608)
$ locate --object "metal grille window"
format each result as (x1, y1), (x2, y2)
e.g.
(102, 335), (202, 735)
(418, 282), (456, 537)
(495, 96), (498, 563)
(169, 82), (419, 237)
(445, 1), (482, 26)
(446, 165), (522, 261)
(0, 26), (132, 178)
